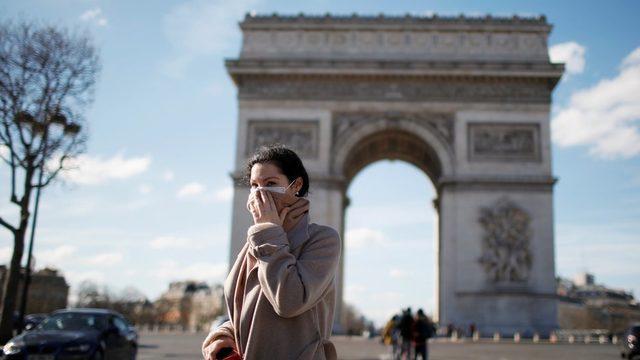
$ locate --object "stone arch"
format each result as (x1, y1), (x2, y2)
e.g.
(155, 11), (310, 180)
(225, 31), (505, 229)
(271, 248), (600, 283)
(227, 14), (563, 336)
(342, 129), (442, 186)
(331, 115), (455, 188)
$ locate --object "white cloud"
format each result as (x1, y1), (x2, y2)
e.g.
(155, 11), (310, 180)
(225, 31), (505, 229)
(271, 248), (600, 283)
(153, 260), (228, 283)
(552, 46), (640, 159)
(79, 8), (108, 27)
(37, 245), (77, 266)
(176, 183), (233, 202)
(549, 41), (586, 75)
(83, 252), (123, 267)
(149, 236), (196, 250)
(389, 268), (409, 279)
(347, 202), (435, 228)
(0, 246), (12, 264)
(213, 186), (233, 202)
(0, 144), (9, 158)
(345, 228), (386, 249)
(65, 270), (106, 285)
(556, 221), (640, 277)
(177, 181), (206, 198)
(60, 153), (151, 185)
(161, 0), (260, 77)
(163, 170), (175, 182)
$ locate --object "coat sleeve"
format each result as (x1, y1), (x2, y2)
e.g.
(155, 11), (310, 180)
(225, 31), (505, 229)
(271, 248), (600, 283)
(247, 222), (341, 318)
(201, 320), (234, 355)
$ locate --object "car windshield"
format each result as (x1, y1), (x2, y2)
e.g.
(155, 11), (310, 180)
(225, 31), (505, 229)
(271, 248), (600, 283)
(37, 313), (107, 331)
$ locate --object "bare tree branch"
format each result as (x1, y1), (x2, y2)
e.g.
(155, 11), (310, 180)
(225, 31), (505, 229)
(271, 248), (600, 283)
(0, 216), (16, 234)
(0, 19), (100, 343)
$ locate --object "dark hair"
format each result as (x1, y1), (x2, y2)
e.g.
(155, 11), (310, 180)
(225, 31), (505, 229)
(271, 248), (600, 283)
(243, 144), (310, 197)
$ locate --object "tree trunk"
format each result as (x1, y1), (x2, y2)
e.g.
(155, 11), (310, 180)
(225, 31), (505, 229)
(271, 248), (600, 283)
(0, 167), (33, 344)
(0, 229), (25, 343)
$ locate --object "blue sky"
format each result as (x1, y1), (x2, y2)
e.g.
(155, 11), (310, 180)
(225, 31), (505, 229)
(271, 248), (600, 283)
(0, 0), (639, 326)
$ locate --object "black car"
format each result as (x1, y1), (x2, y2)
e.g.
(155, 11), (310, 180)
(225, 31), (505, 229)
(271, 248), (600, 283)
(621, 325), (640, 359)
(2, 308), (137, 360)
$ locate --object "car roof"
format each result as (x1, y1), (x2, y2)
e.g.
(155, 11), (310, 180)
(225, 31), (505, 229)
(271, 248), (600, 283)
(52, 308), (121, 316)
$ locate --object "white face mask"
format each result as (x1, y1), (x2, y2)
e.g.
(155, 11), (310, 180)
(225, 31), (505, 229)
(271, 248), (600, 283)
(250, 179), (295, 194)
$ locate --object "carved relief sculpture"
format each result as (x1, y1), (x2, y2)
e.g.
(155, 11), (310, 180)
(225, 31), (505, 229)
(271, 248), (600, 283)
(246, 120), (319, 159)
(478, 198), (533, 283)
(469, 123), (540, 161)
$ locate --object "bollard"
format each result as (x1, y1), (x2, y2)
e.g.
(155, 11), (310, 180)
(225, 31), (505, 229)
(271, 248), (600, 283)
(599, 335), (607, 344)
(568, 335), (575, 344)
(473, 331), (480, 342)
(612, 335), (618, 344)
(584, 335), (591, 344)
(533, 333), (540, 343)
(493, 332), (500, 342)
(513, 332), (521, 343)
(451, 330), (458, 342)
(550, 332), (558, 344)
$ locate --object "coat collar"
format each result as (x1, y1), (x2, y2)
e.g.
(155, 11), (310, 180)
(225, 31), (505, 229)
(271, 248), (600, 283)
(286, 212), (310, 251)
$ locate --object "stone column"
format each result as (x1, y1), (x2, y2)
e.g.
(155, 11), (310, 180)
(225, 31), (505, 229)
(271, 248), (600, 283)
(228, 180), (252, 269)
(307, 176), (347, 333)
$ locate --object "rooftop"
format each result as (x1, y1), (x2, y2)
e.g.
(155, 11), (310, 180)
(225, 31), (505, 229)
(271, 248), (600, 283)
(240, 13), (552, 32)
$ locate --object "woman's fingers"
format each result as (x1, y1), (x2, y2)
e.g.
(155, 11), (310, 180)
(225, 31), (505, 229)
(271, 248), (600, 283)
(205, 337), (236, 360)
(265, 191), (277, 211)
(279, 206), (291, 222)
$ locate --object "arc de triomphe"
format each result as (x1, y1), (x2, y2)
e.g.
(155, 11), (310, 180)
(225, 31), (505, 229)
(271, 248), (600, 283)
(224, 14), (564, 335)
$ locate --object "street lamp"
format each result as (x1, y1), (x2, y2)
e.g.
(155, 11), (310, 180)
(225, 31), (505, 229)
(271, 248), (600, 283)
(14, 109), (81, 332)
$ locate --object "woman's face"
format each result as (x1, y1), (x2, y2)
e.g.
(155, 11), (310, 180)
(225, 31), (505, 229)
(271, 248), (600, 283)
(250, 162), (301, 197)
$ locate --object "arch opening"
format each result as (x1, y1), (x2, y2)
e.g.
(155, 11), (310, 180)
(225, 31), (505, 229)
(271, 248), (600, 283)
(341, 129), (444, 188)
(339, 129), (443, 329)
(342, 159), (438, 329)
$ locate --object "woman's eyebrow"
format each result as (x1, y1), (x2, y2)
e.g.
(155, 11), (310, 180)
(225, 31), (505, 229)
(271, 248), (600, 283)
(254, 176), (279, 182)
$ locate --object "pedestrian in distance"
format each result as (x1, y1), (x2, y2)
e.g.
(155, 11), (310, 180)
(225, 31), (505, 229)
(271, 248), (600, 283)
(382, 314), (401, 359)
(412, 309), (435, 360)
(399, 308), (414, 359)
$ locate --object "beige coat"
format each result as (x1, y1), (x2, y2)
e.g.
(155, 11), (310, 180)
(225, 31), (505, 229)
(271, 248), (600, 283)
(202, 213), (341, 359)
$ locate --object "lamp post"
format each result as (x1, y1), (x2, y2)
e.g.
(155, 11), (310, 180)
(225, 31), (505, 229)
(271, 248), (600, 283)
(15, 110), (80, 332)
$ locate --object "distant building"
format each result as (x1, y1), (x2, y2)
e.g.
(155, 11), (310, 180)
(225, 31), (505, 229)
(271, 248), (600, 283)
(557, 273), (640, 333)
(0, 266), (69, 315)
(155, 281), (224, 331)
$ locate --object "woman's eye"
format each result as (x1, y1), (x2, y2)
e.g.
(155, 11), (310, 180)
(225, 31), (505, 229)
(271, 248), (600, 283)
(267, 182), (276, 186)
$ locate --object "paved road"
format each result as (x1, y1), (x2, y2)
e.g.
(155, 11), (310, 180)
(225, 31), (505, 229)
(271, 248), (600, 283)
(137, 332), (623, 360)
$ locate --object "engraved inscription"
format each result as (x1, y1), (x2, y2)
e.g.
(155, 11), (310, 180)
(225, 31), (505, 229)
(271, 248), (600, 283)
(239, 78), (551, 104)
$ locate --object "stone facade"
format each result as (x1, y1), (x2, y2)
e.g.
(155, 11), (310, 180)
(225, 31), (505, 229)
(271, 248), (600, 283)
(155, 281), (224, 332)
(0, 266), (69, 315)
(225, 13), (564, 335)
(557, 274), (640, 334)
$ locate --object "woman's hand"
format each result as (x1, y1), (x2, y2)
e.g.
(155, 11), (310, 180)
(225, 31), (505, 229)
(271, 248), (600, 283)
(247, 190), (290, 226)
(203, 336), (236, 360)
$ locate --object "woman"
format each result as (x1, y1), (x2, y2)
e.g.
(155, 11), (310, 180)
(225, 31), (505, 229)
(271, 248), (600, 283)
(202, 145), (341, 360)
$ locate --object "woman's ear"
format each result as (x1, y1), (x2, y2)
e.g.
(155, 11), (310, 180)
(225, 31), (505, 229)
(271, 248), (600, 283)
(294, 177), (303, 195)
